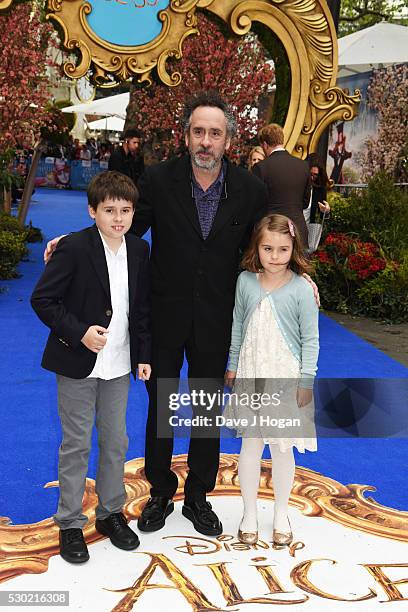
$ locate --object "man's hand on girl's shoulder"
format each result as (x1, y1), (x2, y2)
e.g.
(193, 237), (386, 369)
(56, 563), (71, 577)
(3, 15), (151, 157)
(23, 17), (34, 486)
(302, 273), (320, 307)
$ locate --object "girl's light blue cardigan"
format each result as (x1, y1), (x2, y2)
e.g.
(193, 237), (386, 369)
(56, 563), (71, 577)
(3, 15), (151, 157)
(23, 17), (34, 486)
(228, 271), (319, 389)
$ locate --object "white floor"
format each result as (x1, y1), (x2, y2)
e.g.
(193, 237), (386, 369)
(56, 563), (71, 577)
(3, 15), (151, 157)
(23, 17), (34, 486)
(7, 496), (408, 611)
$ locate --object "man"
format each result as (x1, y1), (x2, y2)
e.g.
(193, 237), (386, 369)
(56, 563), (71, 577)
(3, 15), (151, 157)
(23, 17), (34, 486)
(108, 129), (144, 186)
(44, 93), (274, 536)
(253, 123), (311, 247)
(130, 91), (268, 536)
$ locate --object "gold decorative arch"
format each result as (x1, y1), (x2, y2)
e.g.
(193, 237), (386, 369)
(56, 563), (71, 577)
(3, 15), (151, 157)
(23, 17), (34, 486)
(202, 0), (361, 156)
(0, 0), (13, 9)
(1, 454), (407, 584)
(46, 0), (360, 157)
(46, 0), (200, 87)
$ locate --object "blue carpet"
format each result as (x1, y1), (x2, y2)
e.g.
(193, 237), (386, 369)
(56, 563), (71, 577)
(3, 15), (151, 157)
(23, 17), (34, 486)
(1, 188), (407, 525)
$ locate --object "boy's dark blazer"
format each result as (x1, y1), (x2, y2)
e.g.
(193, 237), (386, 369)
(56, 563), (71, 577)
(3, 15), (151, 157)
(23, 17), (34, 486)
(31, 225), (151, 379)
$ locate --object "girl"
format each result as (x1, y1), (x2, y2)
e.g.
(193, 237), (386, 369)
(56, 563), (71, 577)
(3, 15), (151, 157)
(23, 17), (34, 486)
(224, 214), (319, 546)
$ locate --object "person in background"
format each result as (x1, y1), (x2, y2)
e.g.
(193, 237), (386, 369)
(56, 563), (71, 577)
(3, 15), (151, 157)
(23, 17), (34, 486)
(253, 123), (311, 249)
(79, 144), (91, 161)
(108, 129), (144, 186)
(308, 155), (331, 223)
(247, 146), (265, 172)
(88, 137), (98, 159)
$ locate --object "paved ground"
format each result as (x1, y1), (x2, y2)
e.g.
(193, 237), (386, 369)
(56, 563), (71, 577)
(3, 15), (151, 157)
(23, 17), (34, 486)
(326, 311), (408, 368)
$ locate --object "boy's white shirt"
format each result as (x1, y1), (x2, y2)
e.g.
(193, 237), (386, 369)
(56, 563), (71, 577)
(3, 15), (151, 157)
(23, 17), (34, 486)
(88, 230), (131, 380)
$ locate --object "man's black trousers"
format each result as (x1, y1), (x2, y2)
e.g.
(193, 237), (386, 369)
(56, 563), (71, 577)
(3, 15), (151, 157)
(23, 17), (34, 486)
(144, 333), (229, 503)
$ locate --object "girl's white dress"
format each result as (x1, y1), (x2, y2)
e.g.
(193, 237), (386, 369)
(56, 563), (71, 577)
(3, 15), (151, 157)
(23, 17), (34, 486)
(225, 288), (317, 453)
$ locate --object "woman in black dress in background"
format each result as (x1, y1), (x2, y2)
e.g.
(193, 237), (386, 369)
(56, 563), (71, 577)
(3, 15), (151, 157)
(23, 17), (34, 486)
(308, 155), (331, 222)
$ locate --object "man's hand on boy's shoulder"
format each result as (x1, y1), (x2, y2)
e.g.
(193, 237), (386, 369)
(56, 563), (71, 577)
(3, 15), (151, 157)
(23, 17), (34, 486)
(44, 235), (66, 264)
(138, 363), (151, 381)
(81, 325), (109, 353)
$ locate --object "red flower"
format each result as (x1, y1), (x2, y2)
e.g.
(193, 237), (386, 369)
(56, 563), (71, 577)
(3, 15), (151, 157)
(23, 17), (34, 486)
(348, 253), (386, 278)
(314, 251), (334, 265)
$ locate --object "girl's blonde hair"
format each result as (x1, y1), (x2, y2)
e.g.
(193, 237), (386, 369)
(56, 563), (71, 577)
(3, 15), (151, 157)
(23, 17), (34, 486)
(242, 214), (313, 275)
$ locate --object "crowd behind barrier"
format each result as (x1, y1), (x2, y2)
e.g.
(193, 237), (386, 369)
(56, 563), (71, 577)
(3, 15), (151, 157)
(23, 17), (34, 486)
(12, 143), (408, 194)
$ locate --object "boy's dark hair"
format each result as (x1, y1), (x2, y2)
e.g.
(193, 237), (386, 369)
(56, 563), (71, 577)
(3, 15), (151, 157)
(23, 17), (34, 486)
(182, 90), (237, 138)
(122, 128), (142, 140)
(87, 171), (139, 210)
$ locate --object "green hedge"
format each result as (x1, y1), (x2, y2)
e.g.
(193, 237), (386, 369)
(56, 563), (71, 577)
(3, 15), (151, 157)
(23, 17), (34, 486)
(0, 231), (27, 279)
(0, 214), (42, 280)
(315, 173), (408, 322)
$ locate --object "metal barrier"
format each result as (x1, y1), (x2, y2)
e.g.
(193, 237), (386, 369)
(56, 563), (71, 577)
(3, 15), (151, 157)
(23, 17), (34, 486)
(334, 183), (408, 197)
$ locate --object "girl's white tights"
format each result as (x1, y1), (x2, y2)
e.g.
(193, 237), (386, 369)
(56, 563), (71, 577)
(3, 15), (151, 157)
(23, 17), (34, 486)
(238, 438), (295, 533)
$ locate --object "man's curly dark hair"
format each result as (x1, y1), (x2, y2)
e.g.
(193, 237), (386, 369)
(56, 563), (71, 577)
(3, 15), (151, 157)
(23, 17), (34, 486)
(182, 90), (237, 139)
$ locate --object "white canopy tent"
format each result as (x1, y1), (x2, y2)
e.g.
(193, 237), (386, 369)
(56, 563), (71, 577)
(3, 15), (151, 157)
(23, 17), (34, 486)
(338, 22), (408, 78)
(87, 116), (125, 131)
(61, 92), (130, 119)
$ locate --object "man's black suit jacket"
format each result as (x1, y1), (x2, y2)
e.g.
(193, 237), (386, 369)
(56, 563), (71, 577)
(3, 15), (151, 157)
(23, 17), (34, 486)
(108, 146), (145, 186)
(252, 149), (311, 246)
(31, 225), (151, 379)
(131, 154), (267, 352)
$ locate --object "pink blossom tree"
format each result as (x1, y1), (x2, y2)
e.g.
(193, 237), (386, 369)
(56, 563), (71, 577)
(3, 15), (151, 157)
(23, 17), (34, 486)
(358, 64), (408, 181)
(0, 1), (59, 212)
(125, 12), (274, 162)
(0, 2), (58, 154)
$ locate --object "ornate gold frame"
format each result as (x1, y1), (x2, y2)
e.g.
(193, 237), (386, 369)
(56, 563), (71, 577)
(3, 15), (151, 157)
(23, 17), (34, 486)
(0, 0), (13, 10)
(1, 454), (407, 584)
(46, 0), (360, 158)
(202, 0), (361, 156)
(46, 0), (200, 87)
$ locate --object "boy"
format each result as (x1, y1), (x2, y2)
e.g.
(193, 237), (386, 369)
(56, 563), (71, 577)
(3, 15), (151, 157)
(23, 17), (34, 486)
(31, 171), (151, 563)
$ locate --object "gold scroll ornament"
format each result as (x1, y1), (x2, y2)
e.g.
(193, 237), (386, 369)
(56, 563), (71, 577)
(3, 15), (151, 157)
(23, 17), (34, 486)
(0, 454), (407, 585)
(46, 0), (201, 87)
(46, 0), (360, 159)
(0, 0), (13, 10)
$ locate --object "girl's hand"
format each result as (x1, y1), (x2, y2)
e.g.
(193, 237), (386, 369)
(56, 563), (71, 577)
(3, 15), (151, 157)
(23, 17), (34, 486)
(138, 363), (151, 381)
(297, 387), (313, 408)
(224, 370), (236, 388)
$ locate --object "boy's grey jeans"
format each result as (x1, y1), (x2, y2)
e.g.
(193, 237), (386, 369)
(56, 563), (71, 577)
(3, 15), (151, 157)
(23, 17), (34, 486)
(54, 373), (130, 530)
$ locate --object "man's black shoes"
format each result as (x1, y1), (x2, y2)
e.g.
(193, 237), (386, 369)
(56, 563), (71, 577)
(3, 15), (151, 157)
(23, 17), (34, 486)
(95, 512), (140, 550)
(137, 496), (174, 532)
(59, 528), (90, 564)
(182, 501), (223, 536)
